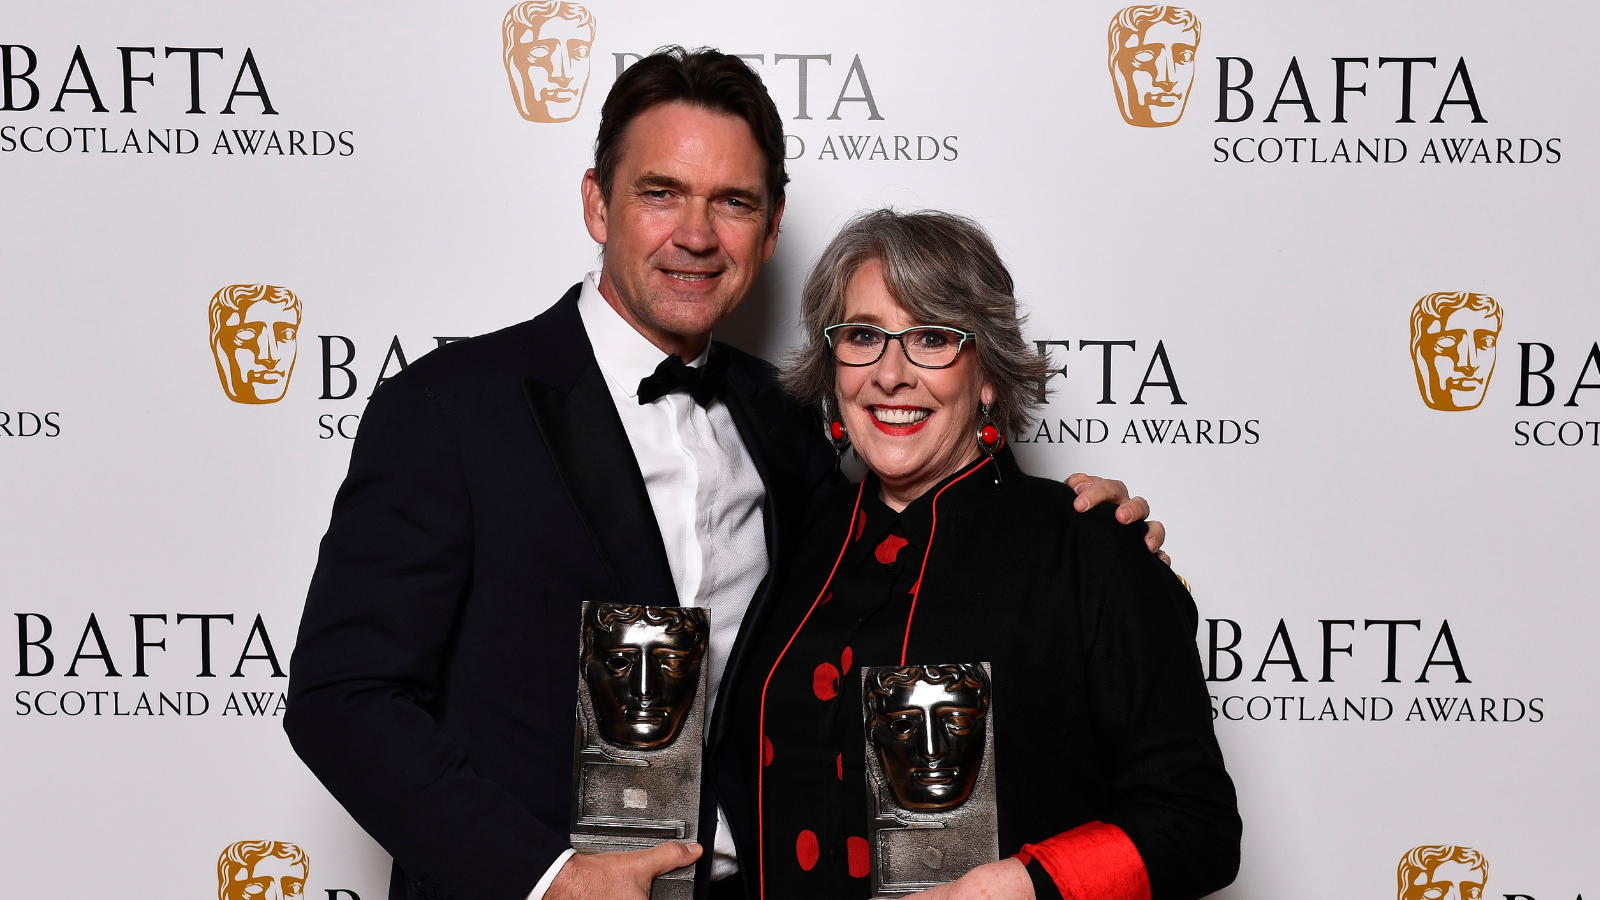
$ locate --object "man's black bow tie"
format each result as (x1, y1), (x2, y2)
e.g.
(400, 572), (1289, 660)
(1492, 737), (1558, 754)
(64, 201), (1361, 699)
(637, 350), (729, 407)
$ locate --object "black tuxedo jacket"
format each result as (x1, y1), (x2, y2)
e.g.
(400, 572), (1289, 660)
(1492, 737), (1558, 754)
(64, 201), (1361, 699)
(285, 285), (835, 900)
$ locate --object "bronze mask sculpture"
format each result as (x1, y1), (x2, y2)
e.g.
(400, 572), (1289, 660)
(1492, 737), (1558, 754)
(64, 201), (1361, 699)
(861, 663), (999, 896)
(866, 664), (991, 810)
(571, 604), (710, 900)
(583, 603), (708, 749)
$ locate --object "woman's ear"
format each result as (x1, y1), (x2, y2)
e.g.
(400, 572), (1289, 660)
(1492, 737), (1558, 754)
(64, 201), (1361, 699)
(980, 383), (996, 407)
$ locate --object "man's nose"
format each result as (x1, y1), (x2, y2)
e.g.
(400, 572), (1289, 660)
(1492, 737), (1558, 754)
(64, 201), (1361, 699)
(672, 201), (718, 255)
(1455, 345), (1477, 374)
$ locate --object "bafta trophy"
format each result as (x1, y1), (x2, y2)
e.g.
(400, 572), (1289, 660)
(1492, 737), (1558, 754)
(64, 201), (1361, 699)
(861, 663), (999, 896)
(570, 603), (710, 900)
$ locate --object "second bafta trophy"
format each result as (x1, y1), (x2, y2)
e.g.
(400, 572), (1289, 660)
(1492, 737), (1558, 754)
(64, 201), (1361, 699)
(861, 662), (999, 896)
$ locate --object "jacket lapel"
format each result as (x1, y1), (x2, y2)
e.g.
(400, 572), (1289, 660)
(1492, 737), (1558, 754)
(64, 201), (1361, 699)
(522, 291), (678, 608)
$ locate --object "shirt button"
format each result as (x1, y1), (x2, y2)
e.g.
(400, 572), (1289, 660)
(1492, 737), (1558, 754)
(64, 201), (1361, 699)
(829, 846), (840, 858)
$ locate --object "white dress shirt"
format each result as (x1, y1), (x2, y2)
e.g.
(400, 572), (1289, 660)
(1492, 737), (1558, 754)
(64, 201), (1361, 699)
(528, 274), (769, 899)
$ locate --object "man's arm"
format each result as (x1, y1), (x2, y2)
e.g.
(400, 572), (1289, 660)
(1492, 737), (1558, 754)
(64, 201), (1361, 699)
(285, 371), (564, 900)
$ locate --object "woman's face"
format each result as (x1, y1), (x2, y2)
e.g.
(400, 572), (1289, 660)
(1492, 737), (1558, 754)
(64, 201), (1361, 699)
(835, 259), (994, 505)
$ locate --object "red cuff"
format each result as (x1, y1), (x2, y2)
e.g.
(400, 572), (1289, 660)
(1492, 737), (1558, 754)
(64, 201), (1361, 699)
(1014, 822), (1150, 900)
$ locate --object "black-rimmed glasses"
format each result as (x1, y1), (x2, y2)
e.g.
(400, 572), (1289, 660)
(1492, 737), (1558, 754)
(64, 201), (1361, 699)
(823, 323), (976, 369)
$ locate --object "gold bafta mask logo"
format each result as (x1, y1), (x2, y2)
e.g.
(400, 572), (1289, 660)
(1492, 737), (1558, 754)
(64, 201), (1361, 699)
(209, 284), (301, 404)
(1410, 292), (1503, 411)
(1108, 6), (1202, 127)
(1397, 845), (1488, 900)
(217, 841), (308, 900)
(503, 1), (597, 123)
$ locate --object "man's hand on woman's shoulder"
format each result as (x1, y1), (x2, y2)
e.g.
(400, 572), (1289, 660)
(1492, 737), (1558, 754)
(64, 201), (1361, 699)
(1064, 473), (1170, 566)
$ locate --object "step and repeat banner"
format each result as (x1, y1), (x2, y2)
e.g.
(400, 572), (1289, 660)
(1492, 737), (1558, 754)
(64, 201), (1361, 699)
(2, 1), (1596, 897)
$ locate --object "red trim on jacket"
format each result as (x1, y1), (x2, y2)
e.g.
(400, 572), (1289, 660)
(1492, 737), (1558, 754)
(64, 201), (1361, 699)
(897, 452), (995, 664)
(1015, 821), (1150, 900)
(756, 478), (866, 900)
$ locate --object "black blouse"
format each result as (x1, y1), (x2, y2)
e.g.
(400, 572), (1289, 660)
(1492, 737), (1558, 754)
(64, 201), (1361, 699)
(733, 448), (1240, 900)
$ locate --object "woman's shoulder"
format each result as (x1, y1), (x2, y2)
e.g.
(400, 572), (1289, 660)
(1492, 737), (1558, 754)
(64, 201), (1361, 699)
(1002, 470), (1144, 548)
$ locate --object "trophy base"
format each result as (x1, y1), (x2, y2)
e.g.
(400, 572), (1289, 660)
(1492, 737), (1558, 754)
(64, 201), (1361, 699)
(570, 838), (696, 900)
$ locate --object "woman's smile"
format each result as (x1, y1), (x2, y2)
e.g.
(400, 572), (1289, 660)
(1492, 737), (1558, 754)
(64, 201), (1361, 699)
(868, 405), (932, 434)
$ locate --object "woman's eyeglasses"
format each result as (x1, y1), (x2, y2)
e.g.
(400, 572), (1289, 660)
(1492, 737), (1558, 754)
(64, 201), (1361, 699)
(823, 323), (976, 369)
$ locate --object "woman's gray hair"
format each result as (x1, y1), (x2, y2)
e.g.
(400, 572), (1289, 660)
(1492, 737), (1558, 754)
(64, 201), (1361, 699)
(782, 208), (1049, 437)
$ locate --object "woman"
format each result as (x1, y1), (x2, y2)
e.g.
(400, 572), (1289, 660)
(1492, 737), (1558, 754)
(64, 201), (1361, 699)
(733, 210), (1239, 900)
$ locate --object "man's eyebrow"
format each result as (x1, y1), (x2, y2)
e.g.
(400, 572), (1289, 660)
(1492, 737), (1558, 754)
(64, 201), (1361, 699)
(634, 172), (690, 192)
(633, 171), (765, 206)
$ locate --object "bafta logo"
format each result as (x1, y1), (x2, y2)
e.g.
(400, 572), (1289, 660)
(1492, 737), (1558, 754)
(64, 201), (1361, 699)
(503, 1), (597, 123)
(217, 841), (308, 900)
(209, 284), (301, 404)
(1409, 292), (1503, 411)
(1108, 5), (1202, 127)
(1397, 845), (1488, 900)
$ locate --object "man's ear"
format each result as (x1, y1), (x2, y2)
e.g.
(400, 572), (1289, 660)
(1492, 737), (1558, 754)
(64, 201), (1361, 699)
(581, 168), (609, 245)
(761, 195), (786, 263)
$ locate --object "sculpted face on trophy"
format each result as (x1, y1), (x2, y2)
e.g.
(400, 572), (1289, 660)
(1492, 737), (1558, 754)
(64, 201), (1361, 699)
(1108, 5), (1202, 128)
(1396, 845), (1488, 900)
(1409, 292), (1503, 411)
(217, 840), (308, 900)
(209, 284), (301, 404)
(502, 1), (596, 123)
(582, 605), (708, 749)
(866, 665), (990, 811)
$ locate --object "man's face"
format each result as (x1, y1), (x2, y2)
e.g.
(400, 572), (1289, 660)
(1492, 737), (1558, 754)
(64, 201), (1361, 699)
(224, 855), (306, 900)
(585, 619), (706, 749)
(869, 677), (987, 811)
(581, 102), (783, 354)
(1403, 861), (1486, 900)
(1113, 21), (1198, 126)
(511, 14), (593, 122)
(1418, 307), (1499, 410)
(216, 299), (298, 403)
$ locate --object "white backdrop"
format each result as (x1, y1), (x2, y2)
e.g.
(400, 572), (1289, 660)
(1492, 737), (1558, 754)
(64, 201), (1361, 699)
(2, 1), (1596, 897)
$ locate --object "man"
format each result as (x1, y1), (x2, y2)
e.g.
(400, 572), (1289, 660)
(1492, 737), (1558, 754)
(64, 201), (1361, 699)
(502, 1), (596, 124)
(209, 283), (301, 404)
(1396, 845), (1488, 900)
(1410, 291), (1502, 411)
(285, 48), (1162, 900)
(1108, 5), (1201, 128)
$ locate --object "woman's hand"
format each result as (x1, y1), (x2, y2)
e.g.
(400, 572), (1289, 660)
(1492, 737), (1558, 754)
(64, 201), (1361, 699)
(885, 858), (1035, 900)
(1065, 473), (1169, 565)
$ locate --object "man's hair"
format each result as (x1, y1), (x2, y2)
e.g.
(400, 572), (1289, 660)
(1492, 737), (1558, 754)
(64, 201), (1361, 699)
(217, 841), (306, 900)
(502, 1), (595, 74)
(1396, 846), (1486, 900)
(1409, 291), (1503, 356)
(864, 664), (991, 722)
(783, 208), (1051, 438)
(581, 604), (708, 660)
(593, 47), (788, 210)
(1108, 5), (1201, 71)
(208, 284), (301, 346)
